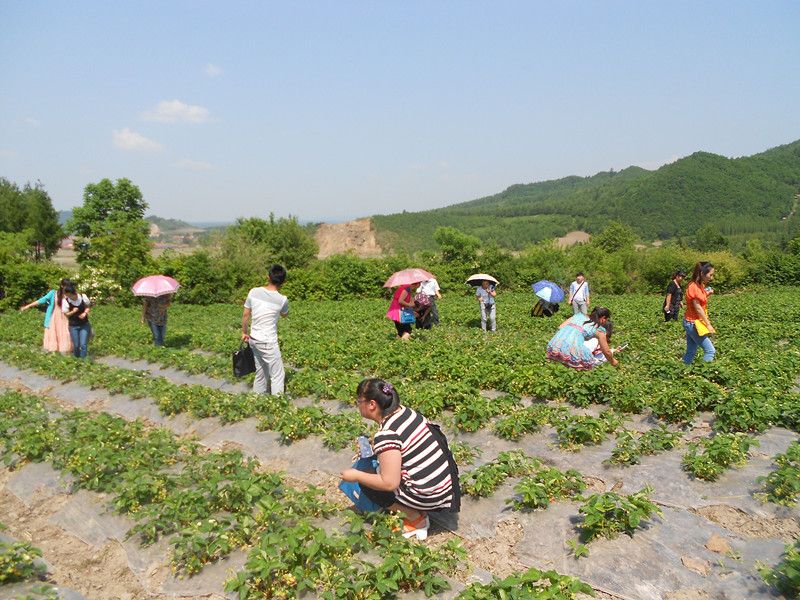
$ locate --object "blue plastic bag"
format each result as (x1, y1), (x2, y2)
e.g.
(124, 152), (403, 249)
(338, 457), (382, 512)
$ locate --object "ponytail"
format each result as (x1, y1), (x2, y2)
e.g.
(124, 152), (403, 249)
(356, 378), (400, 415)
(584, 306), (611, 327)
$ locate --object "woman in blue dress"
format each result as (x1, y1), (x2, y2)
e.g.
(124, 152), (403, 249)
(546, 307), (619, 370)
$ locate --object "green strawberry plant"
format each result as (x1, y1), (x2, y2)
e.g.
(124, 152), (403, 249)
(0, 539), (47, 584)
(577, 485), (662, 543)
(682, 433), (758, 481)
(507, 466), (586, 510)
(455, 566), (593, 599)
(758, 539), (800, 598)
(757, 441), (800, 506)
(460, 451), (541, 497)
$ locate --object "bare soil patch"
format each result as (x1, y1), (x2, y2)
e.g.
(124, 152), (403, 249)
(315, 218), (383, 258)
(693, 504), (800, 542)
(0, 470), (226, 600)
(555, 230), (590, 248)
(462, 518), (527, 578)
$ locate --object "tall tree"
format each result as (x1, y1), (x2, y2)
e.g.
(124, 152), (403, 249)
(0, 178), (62, 259)
(67, 178), (152, 300)
(22, 183), (63, 259)
(0, 178), (27, 232)
(68, 178), (148, 238)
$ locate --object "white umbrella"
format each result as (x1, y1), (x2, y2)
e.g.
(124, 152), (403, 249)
(465, 273), (499, 286)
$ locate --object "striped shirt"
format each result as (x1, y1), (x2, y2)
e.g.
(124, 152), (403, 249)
(373, 406), (455, 511)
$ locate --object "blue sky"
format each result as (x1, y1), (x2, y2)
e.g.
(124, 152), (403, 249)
(1, 1), (799, 223)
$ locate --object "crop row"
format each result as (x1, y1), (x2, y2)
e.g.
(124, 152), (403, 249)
(0, 389), (610, 600)
(3, 338), (796, 507)
(7, 290), (800, 438)
(0, 342), (371, 450)
(0, 390), (456, 593)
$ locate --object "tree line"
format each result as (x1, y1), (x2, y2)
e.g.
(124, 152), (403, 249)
(2, 175), (800, 311)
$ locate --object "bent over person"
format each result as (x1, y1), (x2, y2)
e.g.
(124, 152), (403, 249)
(242, 264), (289, 395)
(340, 378), (460, 540)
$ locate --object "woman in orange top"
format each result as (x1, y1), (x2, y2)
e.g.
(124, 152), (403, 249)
(682, 261), (716, 363)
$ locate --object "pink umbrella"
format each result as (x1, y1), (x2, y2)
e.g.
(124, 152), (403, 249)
(132, 275), (180, 297)
(383, 268), (436, 288)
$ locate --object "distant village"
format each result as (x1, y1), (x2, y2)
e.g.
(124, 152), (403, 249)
(61, 222), (204, 250)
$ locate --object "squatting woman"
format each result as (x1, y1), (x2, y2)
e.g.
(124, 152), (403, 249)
(340, 378), (460, 540)
(546, 306), (619, 369)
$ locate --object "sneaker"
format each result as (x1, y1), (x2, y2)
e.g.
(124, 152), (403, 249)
(401, 514), (430, 540)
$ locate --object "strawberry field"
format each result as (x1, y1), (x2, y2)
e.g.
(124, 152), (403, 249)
(1, 288), (799, 599)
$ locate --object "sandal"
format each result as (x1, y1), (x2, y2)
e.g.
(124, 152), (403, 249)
(401, 513), (430, 540)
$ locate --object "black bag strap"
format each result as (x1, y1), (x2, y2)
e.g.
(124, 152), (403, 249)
(426, 422), (461, 512)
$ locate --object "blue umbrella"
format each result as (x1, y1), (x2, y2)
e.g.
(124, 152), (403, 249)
(531, 280), (565, 303)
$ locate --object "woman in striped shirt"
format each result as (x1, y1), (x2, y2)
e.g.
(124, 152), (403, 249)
(340, 378), (460, 540)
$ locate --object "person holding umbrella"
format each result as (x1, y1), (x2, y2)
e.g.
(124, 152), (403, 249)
(141, 295), (172, 347)
(531, 280), (565, 317)
(466, 274), (499, 332)
(132, 275), (181, 347)
(384, 268), (434, 340)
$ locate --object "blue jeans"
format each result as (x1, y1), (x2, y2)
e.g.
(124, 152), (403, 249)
(682, 319), (715, 363)
(148, 321), (166, 346)
(68, 322), (91, 358)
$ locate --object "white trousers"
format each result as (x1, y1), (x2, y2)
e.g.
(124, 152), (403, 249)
(249, 339), (285, 395)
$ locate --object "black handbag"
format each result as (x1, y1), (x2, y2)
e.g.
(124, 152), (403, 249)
(232, 342), (255, 377)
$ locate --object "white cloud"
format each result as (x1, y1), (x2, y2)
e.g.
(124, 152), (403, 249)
(24, 117), (41, 128)
(175, 158), (214, 171)
(205, 63), (222, 78)
(112, 128), (163, 152)
(142, 99), (210, 123)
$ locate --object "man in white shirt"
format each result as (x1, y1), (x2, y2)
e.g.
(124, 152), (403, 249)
(242, 265), (289, 395)
(416, 278), (442, 325)
(568, 272), (590, 315)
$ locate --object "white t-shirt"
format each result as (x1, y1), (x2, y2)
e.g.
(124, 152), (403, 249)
(244, 287), (288, 344)
(570, 280), (589, 302)
(417, 279), (440, 296)
(62, 294), (90, 313)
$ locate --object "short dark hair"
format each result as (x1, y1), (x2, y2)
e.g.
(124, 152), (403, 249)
(268, 264), (287, 285)
(357, 378), (400, 415)
(672, 270), (686, 278)
(576, 272), (585, 277)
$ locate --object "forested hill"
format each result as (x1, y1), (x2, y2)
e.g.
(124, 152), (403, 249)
(372, 139), (800, 252)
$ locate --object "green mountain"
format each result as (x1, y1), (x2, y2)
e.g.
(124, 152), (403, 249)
(372, 139), (800, 252)
(145, 215), (198, 231)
